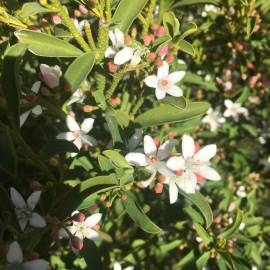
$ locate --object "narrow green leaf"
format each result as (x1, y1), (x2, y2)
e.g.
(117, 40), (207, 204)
(163, 12), (180, 37)
(183, 207), (204, 225)
(135, 102), (210, 127)
(178, 39), (195, 57)
(196, 251), (210, 269)
(114, 109), (130, 128)
(181, 22), (198, 39)
(220, 209), (243, 239)
(15, 30), (83, 57)
(0, 127), (17, 176)
(19, 2), (52, 17)
(80, 175), (118, 191)
(122, 191), (162, 234)
(105, 108), (123, 144)
(2, 43), (27, 125)
(161, 96), (186, 109)
(172, 0), (221, 8)
(246, 16), (256, 38)
(64, 52), (95, 92)
(178, 189), (213, 229)
(112, 0), (148, 33)
(103, 150), (132, 169)
(194, 223), (211, 246)
(236, 87), (250, 104)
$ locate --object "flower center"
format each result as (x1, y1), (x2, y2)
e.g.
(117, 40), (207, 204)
(148, 155), (157, 164)
(73, 131), (81, 139)
(16, 207), (32, 220)
(161, 79), (169, 87)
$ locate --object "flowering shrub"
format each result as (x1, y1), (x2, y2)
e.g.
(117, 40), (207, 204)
(0, 0), (270, 269)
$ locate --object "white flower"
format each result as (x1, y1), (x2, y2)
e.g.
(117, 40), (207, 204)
(56, 115), (96, 154)
(105, 28), (135, 65)
(202, 108), (225, 131)
(205, 4), (219, 13)
(6, 241), (49, 270)
(223, 99), (248, 121)
(236, 185), (247, 198)
(165, 135), (221, 201)
(20, 81), (43, 127)
(68, 212), (102, 240)
(125, 135), (176, 187)
(40, 64), (62, 89)
(144, 61), (185, 100)
(73, 19), (88, 35)
(10, 187), (46, 231)
(113, 262), (134, 270)
(66, 88), (86, 106)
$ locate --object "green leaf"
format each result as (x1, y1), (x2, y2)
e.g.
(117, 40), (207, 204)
(183, 207), (204, 225)
(64, 52), (95, 92)
(163, 12), (180, 37)
(98, 154), (113, 172)
(81, 239), (102, 270)
(0, 127), (17, 176)
(152, 35), (172, 52)
(236, 87), (250, 104)
(103, 150), (132, 169)
(122, 191), (162, 234)
(178, 189), (213, 229)
(80, 175), (118, 191)
(246, 16), (256, 38)
(194, 223), (211, 246)
(135, 102), (209, 127)
(178, 39), (195, 57)
(19, 2), (52, 17)
(172, 0), (221, 8)
(2, 43), (27, 125)
(196, 251), (210, 269)
(40, 139), (79, 158)
(15, 30), (83, 57)
(105, 108), (123, 144)
(181, 22), (198, 39)
(112, 0), (148, 33)
(161, 96), (186, 109)
(114, 109), (130, 128)
(220, 209), (243, 239)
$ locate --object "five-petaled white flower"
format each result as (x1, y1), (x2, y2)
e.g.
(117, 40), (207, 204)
(223, 99), (248, 121)
(202, 107), (225, 131)
(6, 241), (49, 270)
(10, 187), (46, 231)
(68, 212), (102, 240)
(165, 135), (221, 202)
(20, 81), (43, 127)
(144, 61), (185, 100)
(40, 64), (62, 89)
(66, 88), (86, 106)
(113, 262), (134, 270)
(105, 28), (137, 66)
(56, 115), (96, 154)
(125, 135), (176, 187)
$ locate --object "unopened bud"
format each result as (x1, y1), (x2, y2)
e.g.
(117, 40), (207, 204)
(166, 54), (174, 63)
(108, 61), (118, 73)
(40, 18), (49, 27)
(159, 175), (166, 183)
(70, 237), (84, 251)
(154, 183), (163, 194)
(41, 86), (50, 95)
(155, 58), (163, 68)
(158, 44), (169, 57)
(143, 34), (153, 46)
(74, 10), (81, 17)
(26, 93), (38, 102)
(124, 35), (132, 46)
(72, 212), (85, 222)
(83, 105), (93, 113)
(99, 194), (107, 202)
(111, 97), (121, 106)
(30, 181), (41, 191)
(155, 26), (165, 37)
(121, 194), (128, 201)
(51, 13), (61, 24)
(146, 52), (156, 62)
(79, 5), (88, 14)
(153, 137), (160, 147)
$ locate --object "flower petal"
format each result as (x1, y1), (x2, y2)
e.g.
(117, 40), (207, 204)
(114, 28), (125, 46)
(109, 30), (117, 46)
(169, 181), (179, 204)
(66, 115), (80, 132)
(84, 228), (99, 240)
(144, 135), (157, 156)
(125, 153), (148, 166)
(81, 118), (94, 133)
(73, 138), (82, 150)
(105, 46), (116, 58)
(194, 144), (217, 162)
(84, 213), (102, 228)
(125, 267), (135, 270)
(176, 173), (197, 193)
(29, 212), (46, 228)
(27, 191), (41, 210)
(114, 262), (122, 270)
(31, 81), (41, 94)
(144, 75), (158, 88)
(114, 47), (134, 65)
(20, 110), (32, 127)
(166, 85), (183, 97)
(223, 109), (232, 118)
(157, 139), (177, 160)
(23, 259), (49, 270)
(16, 214), (28, 231)
(7, 241), (23, 264)
(32, 105), (42, 116)
(166, 156), (185, 171)
(224, 99), (233, 108)
(81, 135), (97, 146)
(195, 165), (221, 181)
(155, 87), (166, 100)
(168, 71), (186, 83)
(157, 61), (169, 79)
(56, 132), (75, 141)
(10, 187), (26, 208)
(182, 135), (195, 159)
(140, 170), (156, 187)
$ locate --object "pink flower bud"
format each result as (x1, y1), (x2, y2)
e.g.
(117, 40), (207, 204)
(70, 237), (84, 251)
(40, 64), (62, 89)
(166, 54), (174, 63)
(154, 183), (163, 194)
(146, 52), (157, 62)
(124, 35), (132, 46)
(79, 5), (88, 14)
(30, 181), (41, 191)
(40, 18), (49, 27)
(155, 26), (165, 37)
(194, 143), (200, 154)
(111, 97), (121, 106)
(155, 58), (163, 68)
(108, 61), (118, 73)
(196, 174), (205, 183)
(143, 34), (153, 46)
(224, 81), (232, 91)
(51, 13), (62, 25)
(153, 137), (160, 147)
(74, 10), (81, 17)
(72, 212), (86, 222)
(158, 44), (169, 57)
